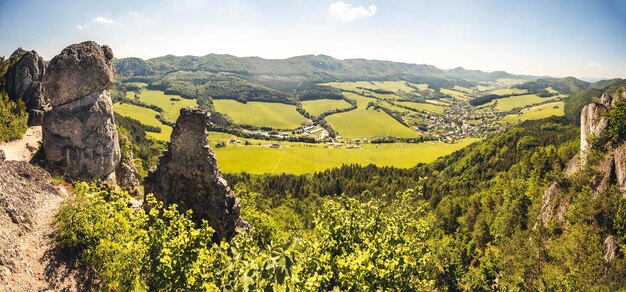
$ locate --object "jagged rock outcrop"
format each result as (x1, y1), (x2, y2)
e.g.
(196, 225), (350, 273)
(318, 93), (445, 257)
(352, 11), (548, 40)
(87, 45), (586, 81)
(580, 103), (608, 164)
(43, 41), (115, 108)
(5, 49), (47, 125)
(604, 235), (618, 262)
(115, 138), (141, 195)
(613, 143), (626, 195)
(42, 41), (120, 181)
(536, 182), (569, 227)
(0, 149), (5, 164)
(145, 107), (248, 239)
(565, 154), (579, 176)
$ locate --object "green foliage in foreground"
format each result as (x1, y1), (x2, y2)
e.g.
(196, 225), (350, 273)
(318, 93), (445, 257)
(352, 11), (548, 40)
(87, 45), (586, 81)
(0, 92), (27, 142)
(55, 183), (438, 291)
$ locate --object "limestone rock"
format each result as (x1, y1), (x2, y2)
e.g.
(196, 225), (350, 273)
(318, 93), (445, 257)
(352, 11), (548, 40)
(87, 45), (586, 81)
(613, 143), (626, 197)
(596, 154), (615, 192)
(580, 103), (608, 164)
(43, 41), (115, 108)
(42, 90), (120, 180)
(145, 107), (248, 239)
(604, 235), (618, 262)
(115, 138), (141, 195)
(536, 182), (568, 227)
(5, 50), (46, 111)
(565, 154), (579, 177)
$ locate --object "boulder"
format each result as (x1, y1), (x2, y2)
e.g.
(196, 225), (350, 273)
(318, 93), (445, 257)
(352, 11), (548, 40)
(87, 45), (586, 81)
(5, 50), (46, 111)
(42, 90), (120, 180)
(145, 107), (248, 239)
(580, 103), (608, 164)
(43, 41), (115, 108)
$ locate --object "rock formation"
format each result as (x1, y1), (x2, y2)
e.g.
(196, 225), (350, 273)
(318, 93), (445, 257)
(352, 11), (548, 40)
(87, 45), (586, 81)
(115, 137), (141, 195)
(604, 235), (618, 262)
(5, 49), (47, 125)
(580, 103), (608, 164)
(535, 182), (569, 227)
(42, 41), (120, 181)
(145, 107), (248, 239)
(43, 42), (115, 108)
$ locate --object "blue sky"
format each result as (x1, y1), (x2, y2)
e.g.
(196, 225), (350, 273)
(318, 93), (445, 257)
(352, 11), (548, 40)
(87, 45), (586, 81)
(1, 0), (625, 80)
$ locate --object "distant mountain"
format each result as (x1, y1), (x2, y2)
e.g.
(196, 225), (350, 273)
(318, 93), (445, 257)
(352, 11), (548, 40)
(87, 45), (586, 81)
(114, 54), (539, 91)
(513, 76), (590, 95)
(445, 67), (541, 83)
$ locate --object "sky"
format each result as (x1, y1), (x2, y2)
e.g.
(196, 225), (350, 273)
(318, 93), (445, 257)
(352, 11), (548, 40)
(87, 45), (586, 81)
(1, 0), (625, 80)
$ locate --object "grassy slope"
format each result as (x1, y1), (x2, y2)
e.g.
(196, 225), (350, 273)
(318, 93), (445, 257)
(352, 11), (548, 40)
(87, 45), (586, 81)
(129, 89), (198, 122)
(213, 100), (306, 129)
(440, 88), (468, 100)
(324, 92), (418, 138)
(488, 93), (559, 112)
(501, 101), (565, 124)
(113, 103), (172, 140)
(395, 101), (445, 114)
(301, 99), (352, 116)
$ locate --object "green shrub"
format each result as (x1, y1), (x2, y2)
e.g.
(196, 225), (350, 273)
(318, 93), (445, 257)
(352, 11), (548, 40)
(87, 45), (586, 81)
(0, 92), (27, 142)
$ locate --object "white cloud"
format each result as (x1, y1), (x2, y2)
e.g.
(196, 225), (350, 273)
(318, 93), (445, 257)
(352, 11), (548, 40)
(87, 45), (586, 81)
(588, 62), (607, 70)
(329, 2), (377, 22)
(92, 16), (115, 24)
(77, 24), (88, 30)
(128, 11), (139, 16)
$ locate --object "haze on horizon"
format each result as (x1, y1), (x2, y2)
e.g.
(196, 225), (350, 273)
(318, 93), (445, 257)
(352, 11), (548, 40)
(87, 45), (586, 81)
(1, 0), (626, 81)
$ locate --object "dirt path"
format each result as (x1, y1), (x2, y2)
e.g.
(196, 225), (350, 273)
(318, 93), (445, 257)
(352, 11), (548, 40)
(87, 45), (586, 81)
(0, 162), (80, 291)
(0, 127), (42, 162)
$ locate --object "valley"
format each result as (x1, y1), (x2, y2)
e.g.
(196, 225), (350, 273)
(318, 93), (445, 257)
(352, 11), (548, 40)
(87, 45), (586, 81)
(112, 69), (570, 174)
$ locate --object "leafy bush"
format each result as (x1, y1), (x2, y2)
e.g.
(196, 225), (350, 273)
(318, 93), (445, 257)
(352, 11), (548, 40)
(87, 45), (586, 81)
(0, 91), (27, 142)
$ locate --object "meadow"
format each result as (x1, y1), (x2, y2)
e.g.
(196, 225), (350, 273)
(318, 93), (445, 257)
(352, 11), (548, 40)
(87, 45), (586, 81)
(127, 89), (197, 122)
(208, 131), (479, 174)
(213, 99), (306, 129)
(488, 88), (528, 95)
(440, 88), (469, 100)
(301, 99), (352, 116)
(500, 101), (565, 124)
(113, 103), (172, 140)
(323, 92), (419, 138)
(487, 93), (559, 112)
(395, 101), (445, 114)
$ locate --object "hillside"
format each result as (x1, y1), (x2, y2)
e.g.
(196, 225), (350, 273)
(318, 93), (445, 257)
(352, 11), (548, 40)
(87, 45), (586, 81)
(114, 54), (541, 97)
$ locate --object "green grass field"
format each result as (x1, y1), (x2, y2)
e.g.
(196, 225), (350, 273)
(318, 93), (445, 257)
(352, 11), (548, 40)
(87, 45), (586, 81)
(301, 99), (352, 116)
(323, 92), (418, 138)
(372, 81), (414, 92)
(440, 88), (469, 100)
(488, 94), (559, 112)
(501, 101), (565, 124)
(395, 101), (445, 114)
(453, 85), (473, 94)
(208, 131), (479, 174)
(113, 103), (172, 141)
(322, 81), (421, 93)
(488, 88), (528, 96)
(213, 100), (306, 129)
(128, 89), (197, 122)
